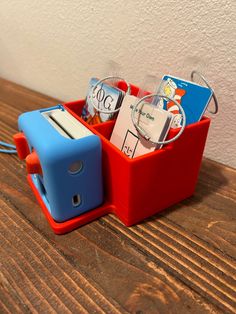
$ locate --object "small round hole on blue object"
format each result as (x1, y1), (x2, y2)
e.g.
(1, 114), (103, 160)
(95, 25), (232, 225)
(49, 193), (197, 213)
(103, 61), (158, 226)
(68, 161), (83, 174)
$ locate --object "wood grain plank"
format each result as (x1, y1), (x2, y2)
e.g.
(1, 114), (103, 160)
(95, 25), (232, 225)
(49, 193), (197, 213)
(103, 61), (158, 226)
(44, 222), (224, 313)
(0, 197), (127, 314)
(136, 224), (236, 295)
(163, 184), (236, 259)
(100, 215), (236, 313)
(153, 219), (236, 277)
(0, 189), (222, 313)
(0, 77), (61, 112)
(0, 273), (29, 314)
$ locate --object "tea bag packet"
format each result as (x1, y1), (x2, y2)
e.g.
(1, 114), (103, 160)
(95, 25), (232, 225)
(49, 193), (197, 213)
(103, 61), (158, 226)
(110, 95), (173, 158)
(82, 78), (125, 124)
(155, 75), (213, 128)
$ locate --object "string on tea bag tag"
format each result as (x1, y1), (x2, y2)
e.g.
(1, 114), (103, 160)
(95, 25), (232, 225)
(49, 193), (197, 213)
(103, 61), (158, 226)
(191, 70), (218, 114)
(131, 94), (186, 145)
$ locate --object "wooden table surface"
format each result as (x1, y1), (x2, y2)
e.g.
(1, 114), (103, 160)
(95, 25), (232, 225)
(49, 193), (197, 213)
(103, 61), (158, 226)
(0, 77), (235, 314)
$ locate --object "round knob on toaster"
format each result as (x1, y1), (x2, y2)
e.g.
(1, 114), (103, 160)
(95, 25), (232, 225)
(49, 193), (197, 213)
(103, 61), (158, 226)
(26, 151), (42, 175)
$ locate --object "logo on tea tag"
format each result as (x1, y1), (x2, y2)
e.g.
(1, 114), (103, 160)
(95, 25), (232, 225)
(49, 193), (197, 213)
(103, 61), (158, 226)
(82, 78), (124, 124)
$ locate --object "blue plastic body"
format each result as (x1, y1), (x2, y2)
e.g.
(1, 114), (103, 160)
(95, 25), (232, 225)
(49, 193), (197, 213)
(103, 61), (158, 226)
(18, 105), (103, 222)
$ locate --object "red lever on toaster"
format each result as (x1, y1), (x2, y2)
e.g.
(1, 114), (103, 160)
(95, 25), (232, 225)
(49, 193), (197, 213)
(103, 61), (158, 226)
(26, 151), (42, 175)
(13, 132), (30, 160)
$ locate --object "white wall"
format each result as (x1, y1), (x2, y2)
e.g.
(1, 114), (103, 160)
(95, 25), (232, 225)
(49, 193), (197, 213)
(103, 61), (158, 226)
(0, 0), (235, 168)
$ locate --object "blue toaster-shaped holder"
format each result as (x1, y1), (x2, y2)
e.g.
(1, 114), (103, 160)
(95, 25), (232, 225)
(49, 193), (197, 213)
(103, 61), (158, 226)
(16, 105), (103, 222)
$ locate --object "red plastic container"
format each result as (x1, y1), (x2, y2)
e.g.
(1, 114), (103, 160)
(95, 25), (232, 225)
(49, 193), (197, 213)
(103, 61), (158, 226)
(27, 83), (210, 234)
